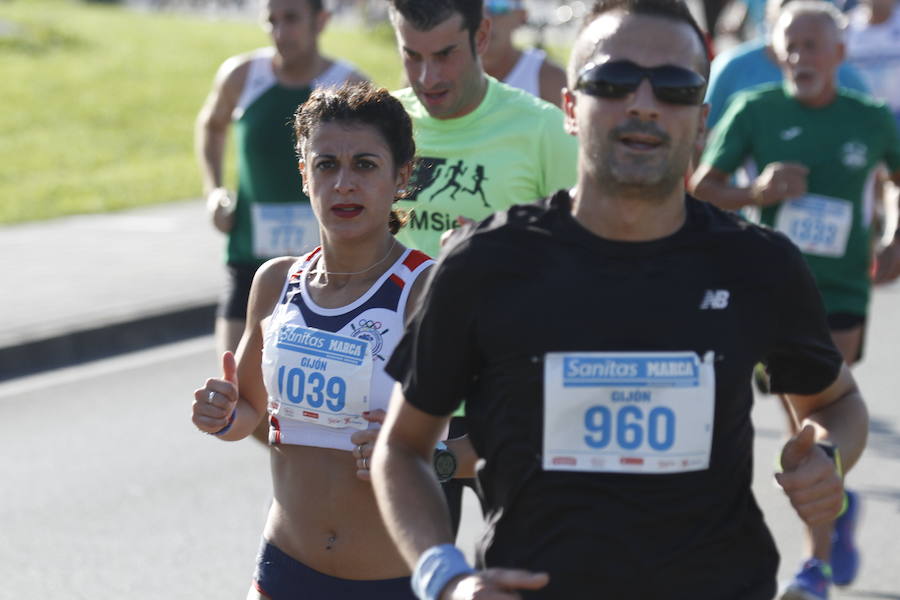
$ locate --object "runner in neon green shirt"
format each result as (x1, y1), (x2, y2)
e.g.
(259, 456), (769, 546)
(385, 0), (577, 540)
(388, 1), (577, 259)
(393, 77), (576, 258)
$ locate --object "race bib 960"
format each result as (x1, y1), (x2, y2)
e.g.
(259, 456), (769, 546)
(543, 351), (715, 474)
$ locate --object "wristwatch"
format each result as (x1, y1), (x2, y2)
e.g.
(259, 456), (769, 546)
(434, 441), (458, 483)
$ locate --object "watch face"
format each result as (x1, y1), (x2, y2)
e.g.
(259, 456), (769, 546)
(435, 452), (457, 480)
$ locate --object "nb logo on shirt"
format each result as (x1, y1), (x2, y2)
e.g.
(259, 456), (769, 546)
(700, 290), (730, 310)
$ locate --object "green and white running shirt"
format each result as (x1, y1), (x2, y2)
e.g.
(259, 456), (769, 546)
(229, 48), (356, 267)
(702, 83), (900, 316)
(393, 76), (577, 258)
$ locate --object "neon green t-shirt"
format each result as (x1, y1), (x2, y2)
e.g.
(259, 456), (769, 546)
(392, 76), (578, 258)
(702, 83), (900, 316)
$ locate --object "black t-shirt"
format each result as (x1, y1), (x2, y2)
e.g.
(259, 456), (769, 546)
(386, 192), (842, 599)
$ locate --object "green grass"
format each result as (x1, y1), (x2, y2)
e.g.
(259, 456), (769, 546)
(0, 0), (404, 224)
(0, 1), (571, 225)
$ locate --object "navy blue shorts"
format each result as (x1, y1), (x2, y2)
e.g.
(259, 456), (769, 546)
(252, 540), (415, 599)
(827, 312), (867, 363)
(218, 263), (257, 320)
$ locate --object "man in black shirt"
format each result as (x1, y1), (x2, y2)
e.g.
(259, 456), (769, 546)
(371, 0), (869, 598)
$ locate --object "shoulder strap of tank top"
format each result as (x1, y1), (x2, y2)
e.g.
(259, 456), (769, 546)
(278, 247), (321, 304)
(313, 59), (356, 87)
(504, 48), (546, 98)
(233, 47), (278, 120)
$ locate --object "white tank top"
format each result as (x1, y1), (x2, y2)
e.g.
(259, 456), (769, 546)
(503, 48), (546, 98)
(261, 247), (434, 450)
(233, 47), (358, 120)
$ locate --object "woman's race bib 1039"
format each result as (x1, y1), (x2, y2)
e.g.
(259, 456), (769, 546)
(266, 324), (372, 430)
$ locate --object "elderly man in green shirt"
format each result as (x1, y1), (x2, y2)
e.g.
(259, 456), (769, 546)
(692, 2), (900, 598)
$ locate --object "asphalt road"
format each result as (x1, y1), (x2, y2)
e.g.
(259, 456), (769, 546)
(757, 280), (900, 599)
(2, 282), (899, 598)
(0, 339), (269, 599)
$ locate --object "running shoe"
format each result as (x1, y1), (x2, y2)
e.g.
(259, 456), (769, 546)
(831, 489), (861, 586)
(781, 558), (831, 600)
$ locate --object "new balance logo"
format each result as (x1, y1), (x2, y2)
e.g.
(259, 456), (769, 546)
(700, 290), (730, 310)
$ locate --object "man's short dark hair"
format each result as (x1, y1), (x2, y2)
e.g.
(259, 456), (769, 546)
(387, 0), (484, 50)
(569, 0), (711, 85)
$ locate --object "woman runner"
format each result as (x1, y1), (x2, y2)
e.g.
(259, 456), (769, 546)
(192, 83), (454, 599)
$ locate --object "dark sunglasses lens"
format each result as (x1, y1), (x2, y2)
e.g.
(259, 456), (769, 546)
(649, 66), (706, 105)
(578, 61), (706, 105)
(577, 62), (642, 98)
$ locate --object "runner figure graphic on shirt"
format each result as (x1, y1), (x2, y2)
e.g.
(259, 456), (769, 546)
(405, 157), (445, 203)
(464, 165), (489, 207)
(430, 160), (468, 201)
(426, 161), (491, 208)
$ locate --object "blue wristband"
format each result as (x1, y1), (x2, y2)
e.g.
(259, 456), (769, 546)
(411, 544), (475, 600)
(211, 408), (237, 436)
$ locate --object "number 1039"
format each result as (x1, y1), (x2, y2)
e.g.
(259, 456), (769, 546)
(277, 365), (347, 411)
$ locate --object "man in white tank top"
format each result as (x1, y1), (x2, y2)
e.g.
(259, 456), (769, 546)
(481, 0), (567, 107)
(196, 0), (367, 359)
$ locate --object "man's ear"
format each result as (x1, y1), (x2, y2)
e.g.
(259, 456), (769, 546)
(693, 102), (710, 158)
(315, 9), (331, 35)
(698, 102), (710, 138)
(835, 40), (846, 63)
(298, 159), (309, 194)
(474, 14), (492, 57)
(562, 87), (578, 136)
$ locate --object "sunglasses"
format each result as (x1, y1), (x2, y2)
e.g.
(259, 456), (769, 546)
(575, 60), (707, 106)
